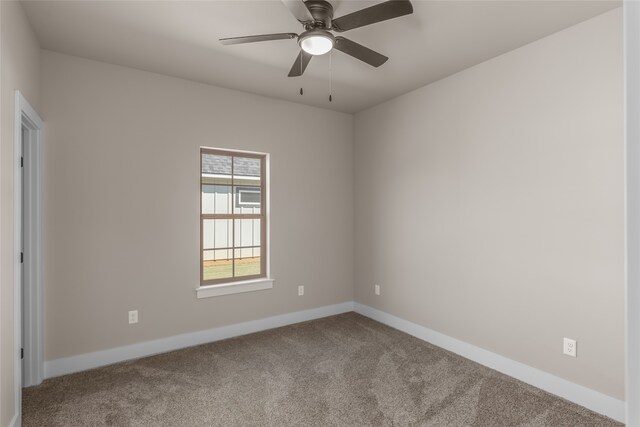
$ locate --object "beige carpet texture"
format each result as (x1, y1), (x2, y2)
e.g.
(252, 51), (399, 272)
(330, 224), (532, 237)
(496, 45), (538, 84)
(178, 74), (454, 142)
(23, 313), (620, 426)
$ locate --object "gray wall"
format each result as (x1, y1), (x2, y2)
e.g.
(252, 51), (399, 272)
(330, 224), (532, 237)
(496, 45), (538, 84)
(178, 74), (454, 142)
(40, 50), (354, 361)
(1, 1), (41, 424)
(354, 9), (624, 400)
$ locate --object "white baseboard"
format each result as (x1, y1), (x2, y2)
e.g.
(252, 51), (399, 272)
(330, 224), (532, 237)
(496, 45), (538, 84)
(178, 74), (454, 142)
(354, 303), (625, 423)
(41, 300), (625, 423)
(9, 412), (19, 427)
(44, 301), (354, 379)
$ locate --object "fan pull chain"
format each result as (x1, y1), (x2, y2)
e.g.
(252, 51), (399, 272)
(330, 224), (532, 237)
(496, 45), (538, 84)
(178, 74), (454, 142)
(299, 52), (304, 96)
(329, 51), (333, 102)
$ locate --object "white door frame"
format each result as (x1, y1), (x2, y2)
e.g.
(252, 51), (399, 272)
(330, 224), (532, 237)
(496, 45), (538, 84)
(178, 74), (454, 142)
(14, 90), (44, 422)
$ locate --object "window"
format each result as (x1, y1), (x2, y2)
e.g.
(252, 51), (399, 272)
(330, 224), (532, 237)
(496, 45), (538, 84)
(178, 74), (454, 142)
(236, 187), (261, 207)
(200, 148), (267, 287)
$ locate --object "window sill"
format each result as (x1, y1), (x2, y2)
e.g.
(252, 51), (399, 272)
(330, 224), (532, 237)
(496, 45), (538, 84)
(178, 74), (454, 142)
(196, 278), (274, 299)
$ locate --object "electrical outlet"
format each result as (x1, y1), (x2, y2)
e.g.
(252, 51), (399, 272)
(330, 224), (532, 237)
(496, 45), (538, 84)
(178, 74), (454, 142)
(128, 310), (138, 324)
(375, 284), (380, 296)
(563, 337), (576, 357)
(298, 285), (304, 296)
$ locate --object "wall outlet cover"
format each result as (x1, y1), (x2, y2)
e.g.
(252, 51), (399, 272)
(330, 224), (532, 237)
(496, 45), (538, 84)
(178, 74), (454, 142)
(563, 337), (576, 357)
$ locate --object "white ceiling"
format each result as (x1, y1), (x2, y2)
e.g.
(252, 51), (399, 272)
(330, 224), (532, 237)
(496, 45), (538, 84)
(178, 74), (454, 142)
(23, 0), (620, 113)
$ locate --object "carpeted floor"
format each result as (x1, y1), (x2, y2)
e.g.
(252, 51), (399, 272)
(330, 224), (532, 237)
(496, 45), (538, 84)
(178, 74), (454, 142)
(23, 312), (620, 426)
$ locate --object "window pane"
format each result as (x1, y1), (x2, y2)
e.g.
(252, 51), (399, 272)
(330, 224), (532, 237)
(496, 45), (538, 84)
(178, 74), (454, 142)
(202, 153), (231, 174)
(203, 219), (232, 250)
(200, 151), (266, 284)
(203, 250), (233, 281)
(202, 185), (231, 214)
(202, 218), (233, 281)
(234, 219), (261, 248)
(202, 154), (232, 185)
(234, 249), (261, 277)
(233, 186), (261, 214)
(233, 157), (261, 187)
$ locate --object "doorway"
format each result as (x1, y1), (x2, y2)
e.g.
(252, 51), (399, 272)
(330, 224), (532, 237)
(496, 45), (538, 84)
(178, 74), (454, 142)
(14, 91), (44, 423)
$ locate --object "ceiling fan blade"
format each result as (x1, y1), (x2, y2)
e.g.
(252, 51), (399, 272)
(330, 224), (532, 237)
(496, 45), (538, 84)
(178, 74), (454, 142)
(288, 50), (313, 77)
(220, 33), (297, 45)
(332, 0), (413, 32)
(334, 37), (388, 67)
(281, 0), (314, 23)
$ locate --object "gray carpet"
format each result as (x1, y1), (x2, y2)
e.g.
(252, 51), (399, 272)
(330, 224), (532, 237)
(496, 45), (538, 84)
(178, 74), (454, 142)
(23, 312), (620, 426)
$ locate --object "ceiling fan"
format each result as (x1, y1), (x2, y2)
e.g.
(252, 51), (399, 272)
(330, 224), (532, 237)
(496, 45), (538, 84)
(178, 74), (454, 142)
(220, 0), (414, 77)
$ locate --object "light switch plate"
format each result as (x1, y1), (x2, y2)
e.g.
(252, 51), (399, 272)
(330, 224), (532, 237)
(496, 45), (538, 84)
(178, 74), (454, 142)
(128, 310), (138, 324)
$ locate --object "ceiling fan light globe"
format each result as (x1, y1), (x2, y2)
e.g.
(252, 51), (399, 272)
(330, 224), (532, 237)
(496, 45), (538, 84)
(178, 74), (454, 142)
(300, 34), (334, 55)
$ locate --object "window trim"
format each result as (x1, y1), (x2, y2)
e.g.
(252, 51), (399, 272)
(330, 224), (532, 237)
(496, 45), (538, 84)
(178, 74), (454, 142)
(198, 148), (269, 292)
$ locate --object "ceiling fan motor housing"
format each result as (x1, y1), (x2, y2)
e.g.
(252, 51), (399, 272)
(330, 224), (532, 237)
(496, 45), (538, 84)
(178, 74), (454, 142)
(303, 0), (334, 29)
